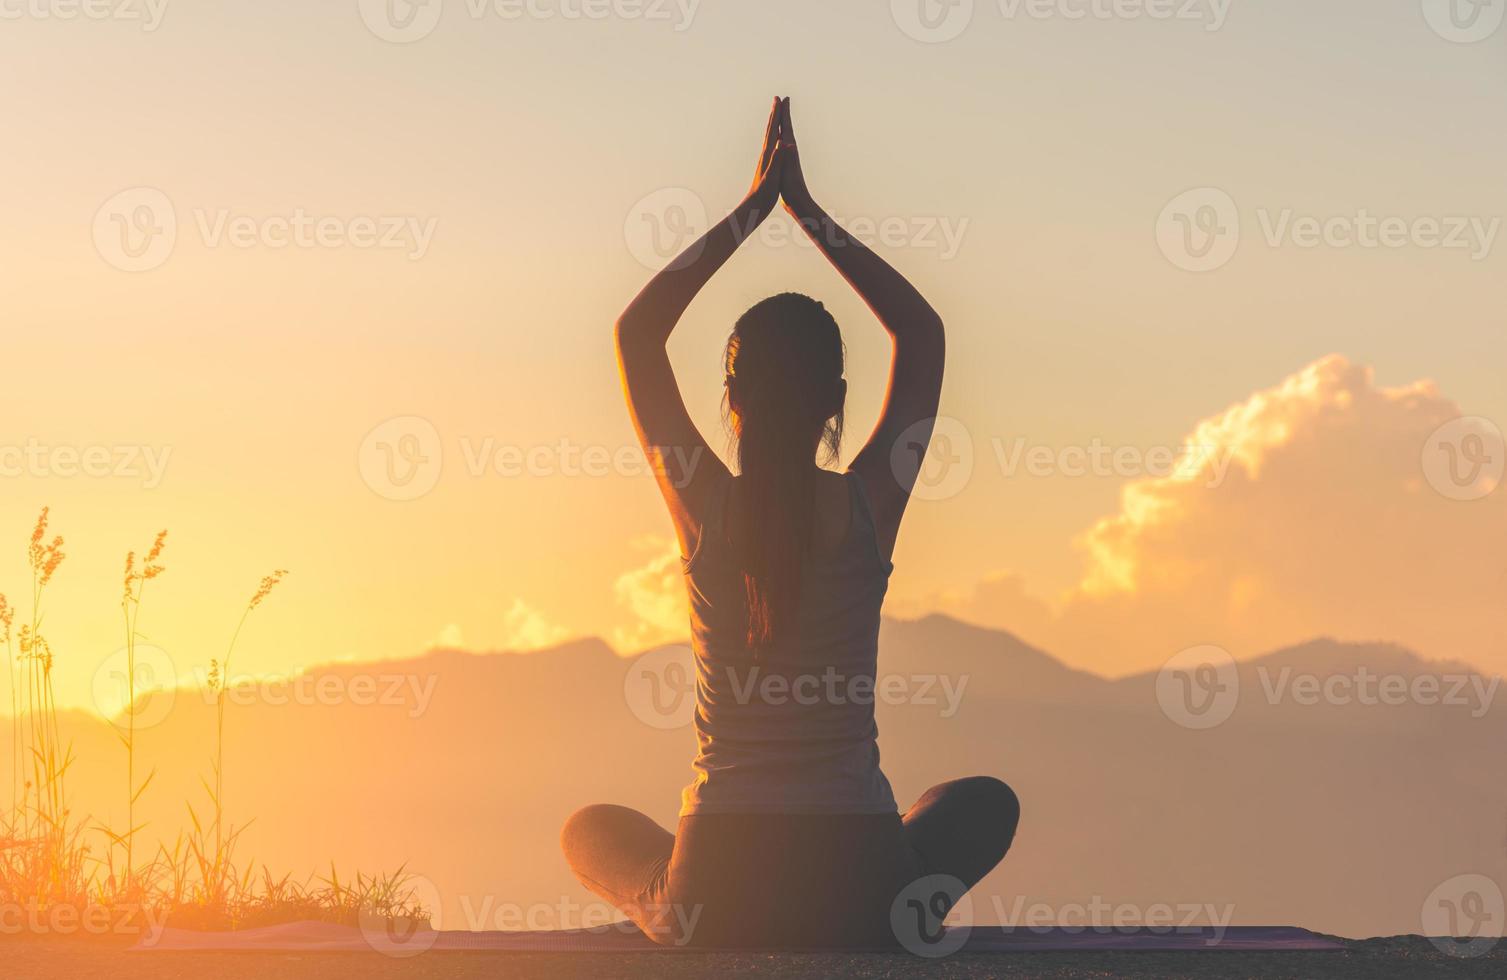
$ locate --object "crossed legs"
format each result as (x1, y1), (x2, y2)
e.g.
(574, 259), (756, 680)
(560, 776), (1020, 948)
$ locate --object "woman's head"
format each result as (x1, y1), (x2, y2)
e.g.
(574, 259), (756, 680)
(722, 293), (847, 650)
(724, 292), (847, 457)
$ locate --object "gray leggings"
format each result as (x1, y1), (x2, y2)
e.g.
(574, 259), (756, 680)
(561, 776), (1020, 949)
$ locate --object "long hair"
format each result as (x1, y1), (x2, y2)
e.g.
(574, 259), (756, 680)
(723, 293), (846, 651)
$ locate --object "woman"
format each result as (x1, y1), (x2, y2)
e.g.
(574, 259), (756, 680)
(562, 98), (1019, 949)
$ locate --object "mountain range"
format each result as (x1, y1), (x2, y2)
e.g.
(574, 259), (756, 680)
(7, 614), (1503, 939)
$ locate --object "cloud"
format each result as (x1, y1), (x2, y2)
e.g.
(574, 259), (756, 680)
(611, 536), (690, 652)
(430, 601), (570, 654)
(915, 356), (1507, 676)
(495, 599), (571, 652)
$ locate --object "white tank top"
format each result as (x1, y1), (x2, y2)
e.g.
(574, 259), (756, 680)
(678, 470), (899, 816)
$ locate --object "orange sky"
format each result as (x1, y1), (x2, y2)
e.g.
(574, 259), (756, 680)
(1, 0), (1504, 713)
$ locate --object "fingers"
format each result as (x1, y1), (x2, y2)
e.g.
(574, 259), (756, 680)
(775, 98), (800, 179)
(759, 97), (781, 170)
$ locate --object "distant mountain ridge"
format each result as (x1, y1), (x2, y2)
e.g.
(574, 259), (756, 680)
(5, 614), (1503, 940)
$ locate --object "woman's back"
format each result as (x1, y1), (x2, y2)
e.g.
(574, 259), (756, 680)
(680, 470), (898, 816)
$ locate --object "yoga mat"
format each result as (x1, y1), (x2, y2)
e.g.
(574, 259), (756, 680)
(130, 920), (1345, 953)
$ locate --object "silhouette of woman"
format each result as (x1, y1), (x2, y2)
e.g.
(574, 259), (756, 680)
(561, 98), (1019, 949)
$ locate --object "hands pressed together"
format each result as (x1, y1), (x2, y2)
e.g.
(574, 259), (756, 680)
(749, 97), (815, 217)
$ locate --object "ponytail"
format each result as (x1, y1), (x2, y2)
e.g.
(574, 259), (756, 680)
(723, 294), (845, 651)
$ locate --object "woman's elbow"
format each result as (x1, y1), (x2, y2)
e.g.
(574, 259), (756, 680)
(891, 313), (944, 346)
(906, 316), (945, 357)
(614, 316), (664, 364)
(614, 315), (641, 349)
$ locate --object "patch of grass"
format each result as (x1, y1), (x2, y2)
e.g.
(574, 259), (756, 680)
(0, 508), (426, 936)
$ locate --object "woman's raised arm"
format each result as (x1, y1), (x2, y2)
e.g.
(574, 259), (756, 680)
(616, 98), (790, 556)
(776, 99), (946, 558)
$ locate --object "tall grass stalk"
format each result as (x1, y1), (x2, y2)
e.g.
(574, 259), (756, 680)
(205, 570), (286, 897)
(13, 508), (74, 904)
(2, 594), (15, 825)
(110, 531), (167, 897)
